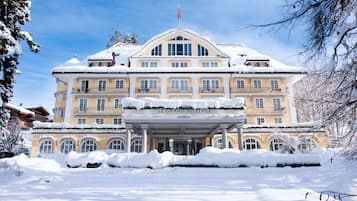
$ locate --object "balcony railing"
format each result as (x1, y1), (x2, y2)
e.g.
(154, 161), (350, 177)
(199, 88), (224, 93)
(72, 88), (128, 95)
(167, 87), (192, 93)
(136, 88), (161, 93)
(245, 107), (285, 114)
(231, 87), (286, 93)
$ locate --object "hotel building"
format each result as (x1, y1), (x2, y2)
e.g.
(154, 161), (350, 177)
(31, 28), (327, 156)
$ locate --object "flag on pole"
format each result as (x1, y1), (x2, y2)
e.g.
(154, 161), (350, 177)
(177, 6), (182, 25)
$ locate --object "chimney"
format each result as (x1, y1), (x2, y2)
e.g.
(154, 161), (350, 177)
(110, 52), (116, 67)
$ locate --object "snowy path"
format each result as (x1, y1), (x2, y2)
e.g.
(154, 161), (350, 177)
(0, 159), (356, 201)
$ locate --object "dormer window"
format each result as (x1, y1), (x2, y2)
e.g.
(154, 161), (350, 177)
(197, 44), (209, 56)
(151, 44), (162, 56)
(245, 59), (269, 67)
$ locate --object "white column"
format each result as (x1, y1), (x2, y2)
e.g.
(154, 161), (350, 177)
(222, 127), (228, 149)
(129, 76), (136, 98)
(192, 76), (199, 98)
(186, 139), (192, 155)
(160, 76), (168, 98)
(223, 76), (230, 98)
(237, 127), (243, 150)
(141, 125), (148, 153)
(169, 138), (174, 153)
(287, 78), (297, 123)
(64, 79), (73, 123)
(126, 127), (132, 153)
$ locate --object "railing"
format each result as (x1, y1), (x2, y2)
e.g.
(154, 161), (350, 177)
(245, 107), (285, 114)
(73, 107), (123, 115)
(199, 88), (224, 93)
(136, 88), (161, 93)
(72, 88), (128, 94)
(231, 87), (286, 93)
(167, 87), (192, 93)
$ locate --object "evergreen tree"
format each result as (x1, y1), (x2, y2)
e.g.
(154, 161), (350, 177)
(0, 0), (39, 151)
(106, 29), (122, 48)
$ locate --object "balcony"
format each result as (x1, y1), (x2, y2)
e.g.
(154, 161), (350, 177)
(72, 88), (128, 95)
(199, 88), (224, 93)
(245, 107), (286, 114)
(136, 88), (160, 94)
(167, 87), (192, 94)
(231, 87), (286, 93)
(73, 107), (122, 116)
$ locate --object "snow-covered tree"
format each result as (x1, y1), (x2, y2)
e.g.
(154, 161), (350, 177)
(257, 0), (356, 159)
(0, 0), (39, 150)
(0, 120), (23, 152)
(106, 29), (122, 48)
(106, 29), (138, 48)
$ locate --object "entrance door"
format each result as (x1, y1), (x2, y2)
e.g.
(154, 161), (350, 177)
(174, 141), (187, 155)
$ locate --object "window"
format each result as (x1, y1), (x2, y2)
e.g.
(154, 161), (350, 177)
(62, 92), (67, 101)
(274, 117), (283, 123)
(96, 98), (105, 111)
(81, 139), (97, 152)
(131, 139), (142, 152)
(202, 79), (219, 91)
(270, 138), (284, 152)
(271, 79), (279, 90)
(141, 62), (149, 67)
(298, 138), (316, 152)
(115, 80), (124, 89)
(98, 80), (106, 92)
(113, 118), (121, 125)
(253, 80), (262, 88)
(273, 98), (281, 110)
(96, 118), (104, 124)
(60, 107), (65, 118)
(60, 139), (76, 154)
(114, 98), (122, 109)
(257, 117), (265, 125)
(151, 44), (162, 56)
(171, 62), (188, 68)
(171, 79), (188, 91)
(78, 118), (86, 124)
(141, 61), (157, 68)
(213, 138), (233, 149)
(140, 79), (157, 89)
(237, 80), (245, 88)
(202, 61), (218, 67)
(39, 139), (54, 154)
(80, 80), (89, 92)
(79, 99), (87, 112)
(197, 44), (208, 56)
(108, 139), (125, 151)
(243, 138), (261, 150)
(168, 43), (192, 56)
(255, 98), (264, 108)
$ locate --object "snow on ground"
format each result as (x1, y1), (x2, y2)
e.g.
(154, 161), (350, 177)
(0, 150), (356, 201)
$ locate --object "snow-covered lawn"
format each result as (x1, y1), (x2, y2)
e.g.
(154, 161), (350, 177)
(0, 151), (356, 201)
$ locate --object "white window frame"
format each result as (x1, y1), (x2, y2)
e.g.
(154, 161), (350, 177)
(253, 80), (262, 89)
(115, 80), (124, 89)
(98, 80), (106, 92)
(131, 139), (142, 153)
(255, 98), (264, 108)
(270, 138), (284, 152)
(274, 117), (283, 123)
(213, 138), (233, 149)
(273, 98), (281, 110)
(298, 137), (317, 152)
(140, 79), (157, 89)
(257, 117), (265, 125)
(96, 98), (105, 112)
(243, 138), (260, 150)
(113, 118), (121, 125)
(95, 118), (104, 124)
(271, 79), (279, 89)
(39, 139), (54, 154)
(60, 139), (76, 154)
(171, 62), (188, 68)
(80, 139), (97, 152)
(236, 80), (245, 88)
(202, 79), (219, 91)
(171, 79), (188, 91)
(78, 118), (86, 124)
(108, 139), (125, 151)
(79, 98), (87, 112)
(114, 98), (122, 109)
(80, 80), (89, 92)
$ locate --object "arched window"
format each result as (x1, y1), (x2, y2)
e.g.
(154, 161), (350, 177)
(60, 139), (76, 154)
(108, 138), (125, 151)
(80, 139), (97, 152)
(243, 138), (261, 150)
(131, 139), (142, 153)
(39, 139), (54, 154)
(213, 138), (233, 149)
(151, 44), (162, 56)
(197, 44), (208, 56)
(269, 138), (284, 152)
(298, 137), (317, 152)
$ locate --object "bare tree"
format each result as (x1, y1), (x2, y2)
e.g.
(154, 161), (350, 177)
(0, 120), (23, 153)
(256, 0), (356, 159)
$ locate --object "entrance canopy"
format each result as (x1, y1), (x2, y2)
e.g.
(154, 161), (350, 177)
(122, 97), (246, 137)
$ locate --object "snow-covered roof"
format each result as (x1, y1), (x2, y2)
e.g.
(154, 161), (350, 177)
(64, 57), (80, 65)
(122, 97), (245, 110)
(5, 103), (35, 116)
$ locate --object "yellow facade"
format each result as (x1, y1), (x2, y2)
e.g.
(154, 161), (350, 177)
(33, 28), (327, 156)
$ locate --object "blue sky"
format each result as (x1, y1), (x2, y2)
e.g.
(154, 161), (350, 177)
(14, 0), (306, 113)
